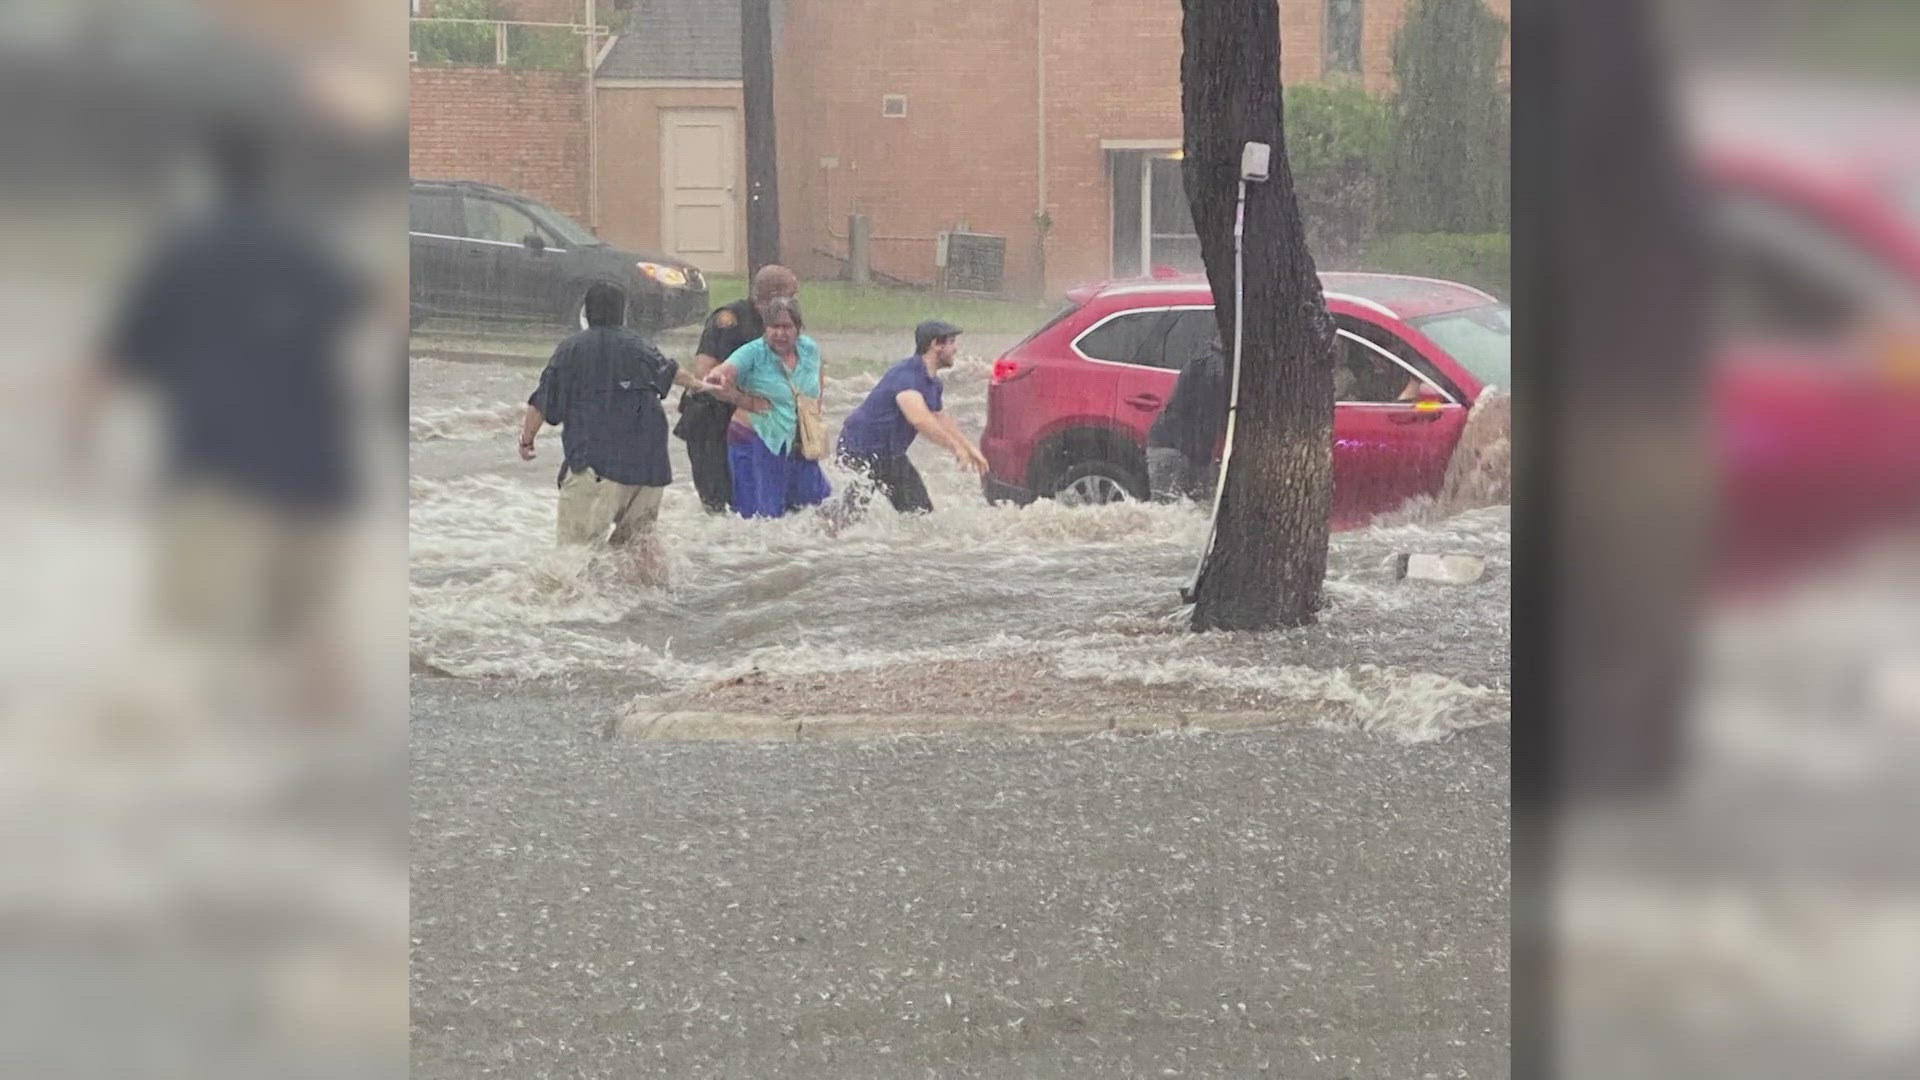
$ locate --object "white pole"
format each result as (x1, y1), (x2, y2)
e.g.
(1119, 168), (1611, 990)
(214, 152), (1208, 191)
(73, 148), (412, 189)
(1184, 176), (1248, 602)
(586, 0), (600, 230)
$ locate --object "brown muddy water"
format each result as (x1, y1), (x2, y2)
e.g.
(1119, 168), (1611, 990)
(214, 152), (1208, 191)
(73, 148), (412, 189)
(409, 330), (1511, 743)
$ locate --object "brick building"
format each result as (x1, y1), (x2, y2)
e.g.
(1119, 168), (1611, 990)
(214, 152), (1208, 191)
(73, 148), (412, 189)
(410, 66), (593, 220)
(409, 0), (1510, 294)
(408, 0), (600, 219)
(771, 0), (1510, 296)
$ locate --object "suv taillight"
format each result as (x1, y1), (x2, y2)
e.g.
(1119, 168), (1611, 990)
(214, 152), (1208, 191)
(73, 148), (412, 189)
(991, 357), (1031, 385)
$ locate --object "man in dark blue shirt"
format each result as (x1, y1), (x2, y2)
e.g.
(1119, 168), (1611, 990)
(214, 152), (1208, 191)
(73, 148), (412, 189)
(78, 126), (367, 651)
(833, 319), (986, 518)
(520, 283), (731, 547)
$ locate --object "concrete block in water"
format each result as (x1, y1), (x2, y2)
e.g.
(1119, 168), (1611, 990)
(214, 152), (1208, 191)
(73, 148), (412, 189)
(1397, 553), (1487, 585)
(616, 711), (800, 742)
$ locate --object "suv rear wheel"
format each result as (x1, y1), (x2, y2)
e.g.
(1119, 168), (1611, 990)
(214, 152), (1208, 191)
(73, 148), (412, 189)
(1052, 460), (1146, 507)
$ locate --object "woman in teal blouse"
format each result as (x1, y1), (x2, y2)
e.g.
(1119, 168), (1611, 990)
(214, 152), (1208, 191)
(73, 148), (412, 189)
(704, 297), (833, 518)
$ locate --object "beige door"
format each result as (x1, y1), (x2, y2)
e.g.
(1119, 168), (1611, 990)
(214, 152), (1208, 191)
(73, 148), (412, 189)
(659, 108), (739, 275)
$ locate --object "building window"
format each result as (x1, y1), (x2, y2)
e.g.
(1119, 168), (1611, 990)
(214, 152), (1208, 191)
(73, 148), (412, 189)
(1326, 0), (1362, 76)
(882, 95), (907, 118)
(1107, 150), (1203, 278)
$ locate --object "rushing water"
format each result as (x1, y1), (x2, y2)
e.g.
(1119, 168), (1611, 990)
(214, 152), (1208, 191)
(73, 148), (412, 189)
(409, 332), (1512, 743)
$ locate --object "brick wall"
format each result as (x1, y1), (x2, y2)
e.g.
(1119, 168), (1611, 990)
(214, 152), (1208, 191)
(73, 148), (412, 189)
(409, 65), (592, 221)
(774, 2), (1043, 293)
(774, 0), (1334, 297)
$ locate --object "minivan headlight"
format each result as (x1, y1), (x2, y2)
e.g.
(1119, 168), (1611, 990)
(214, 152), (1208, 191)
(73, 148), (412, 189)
(637, 262), (689, 288)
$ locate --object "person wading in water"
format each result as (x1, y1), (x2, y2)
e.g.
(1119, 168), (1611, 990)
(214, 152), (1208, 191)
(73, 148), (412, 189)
(675, 265), (800, 513)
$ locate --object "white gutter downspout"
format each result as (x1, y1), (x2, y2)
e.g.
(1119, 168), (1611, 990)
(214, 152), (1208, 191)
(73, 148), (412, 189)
(585, 0), (601, 230)
(1035, 0), (1048, 295)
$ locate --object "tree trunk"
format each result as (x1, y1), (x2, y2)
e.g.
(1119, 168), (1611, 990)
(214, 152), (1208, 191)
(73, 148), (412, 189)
(1181, 0), (1337, 632)
(1541, 0), (1706, 800)
(741, 0), (781, 274)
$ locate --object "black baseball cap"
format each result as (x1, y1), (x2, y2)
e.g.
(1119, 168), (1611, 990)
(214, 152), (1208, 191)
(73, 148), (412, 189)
(915, 319), (963, 353)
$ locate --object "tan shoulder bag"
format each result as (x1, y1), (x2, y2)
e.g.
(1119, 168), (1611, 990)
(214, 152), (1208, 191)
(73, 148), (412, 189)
(781, 362), (828, 461)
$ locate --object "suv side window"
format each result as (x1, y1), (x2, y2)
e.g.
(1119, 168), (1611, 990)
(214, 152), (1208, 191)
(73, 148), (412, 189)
(1160, 309), (1219, 370)
(1334, 315), (1461, 403)
(409, 190), (461, 236)
(1334, 332), (1424, 403)
(463, 197), (544, 246)
(1076, 309), (1171, 366)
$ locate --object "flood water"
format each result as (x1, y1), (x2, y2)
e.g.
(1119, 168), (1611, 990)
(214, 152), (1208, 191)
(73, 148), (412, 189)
(409, 328), (1512, 743)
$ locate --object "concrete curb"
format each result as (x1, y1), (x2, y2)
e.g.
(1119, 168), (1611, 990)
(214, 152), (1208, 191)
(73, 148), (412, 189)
(608, 710), (1291, 743)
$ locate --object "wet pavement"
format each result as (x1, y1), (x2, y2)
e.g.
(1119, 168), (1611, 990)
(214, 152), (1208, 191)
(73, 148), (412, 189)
(411, 679), (1509, 1079)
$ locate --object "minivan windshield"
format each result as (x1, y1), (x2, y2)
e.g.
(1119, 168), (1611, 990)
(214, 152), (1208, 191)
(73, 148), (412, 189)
(1409, 304), (1510, 390)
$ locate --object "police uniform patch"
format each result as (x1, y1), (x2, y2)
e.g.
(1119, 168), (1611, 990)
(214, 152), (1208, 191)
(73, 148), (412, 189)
(714, 309), (737, 329)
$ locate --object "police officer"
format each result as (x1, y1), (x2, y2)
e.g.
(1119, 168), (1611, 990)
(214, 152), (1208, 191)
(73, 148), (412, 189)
(675, 264), (801, 513)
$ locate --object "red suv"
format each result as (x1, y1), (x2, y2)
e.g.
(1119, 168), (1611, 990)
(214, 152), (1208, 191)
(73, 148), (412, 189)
(982, 272), (1509, 528)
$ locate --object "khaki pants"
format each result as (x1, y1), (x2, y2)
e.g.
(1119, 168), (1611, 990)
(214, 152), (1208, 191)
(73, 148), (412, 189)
(155, 481), (342, 644)
(557, 467), (664, 547)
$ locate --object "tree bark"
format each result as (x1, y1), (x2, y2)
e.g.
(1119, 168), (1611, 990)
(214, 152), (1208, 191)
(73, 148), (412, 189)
(1181, 0), (1337, 632)
(1541, 0), (1706, 800)
(741, 0), (781, 274)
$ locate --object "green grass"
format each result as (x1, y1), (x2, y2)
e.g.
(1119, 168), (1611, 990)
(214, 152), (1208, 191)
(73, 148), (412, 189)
(1352, 232), (1510, 301)
(702, 275), (1051, 335)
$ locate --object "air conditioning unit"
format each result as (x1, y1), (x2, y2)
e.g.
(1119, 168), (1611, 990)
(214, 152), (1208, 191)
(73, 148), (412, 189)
(942, 232), (1006, 295)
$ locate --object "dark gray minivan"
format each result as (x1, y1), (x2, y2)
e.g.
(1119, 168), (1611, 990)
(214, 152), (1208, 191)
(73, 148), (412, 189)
(409, 179), (710, 332)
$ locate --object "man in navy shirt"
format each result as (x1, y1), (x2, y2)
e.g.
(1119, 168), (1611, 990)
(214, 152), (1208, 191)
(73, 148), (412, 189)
(520, 283), (727, 547)
(833, 319), (987, 518)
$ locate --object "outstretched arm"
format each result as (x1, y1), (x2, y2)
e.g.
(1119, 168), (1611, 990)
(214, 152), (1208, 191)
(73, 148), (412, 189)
(702, 362), (771, 413)
(933, 407), (989, 472)
(896, 390), (983, 472)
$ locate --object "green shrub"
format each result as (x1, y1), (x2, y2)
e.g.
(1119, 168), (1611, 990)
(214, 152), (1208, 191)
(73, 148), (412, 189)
(1387, 0), (1510, 234)
(1286, 80), (1393, 178)
(412, 0), (498, 65)
(506, 25), (583, 72)
(1284, 80), (1394, 264)
(411, 0), (582, 71)
(1355, 232), (1510, 300)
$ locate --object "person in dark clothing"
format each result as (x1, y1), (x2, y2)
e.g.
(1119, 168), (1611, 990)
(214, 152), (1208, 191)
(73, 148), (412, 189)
(73, 124), (371, 721)
(830, 319), (985, 523)
(78, 124), (366, 644)
(520, 283), (733, 547)
(675, 264), (800, 513)
(1146, 339), (1232, 503)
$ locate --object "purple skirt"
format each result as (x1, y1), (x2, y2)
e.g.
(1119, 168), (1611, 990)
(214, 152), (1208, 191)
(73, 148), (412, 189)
(727, 423), (831, 519)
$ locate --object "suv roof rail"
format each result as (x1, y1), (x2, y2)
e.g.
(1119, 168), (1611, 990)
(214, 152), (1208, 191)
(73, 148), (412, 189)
(410, 178), (514, 194)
